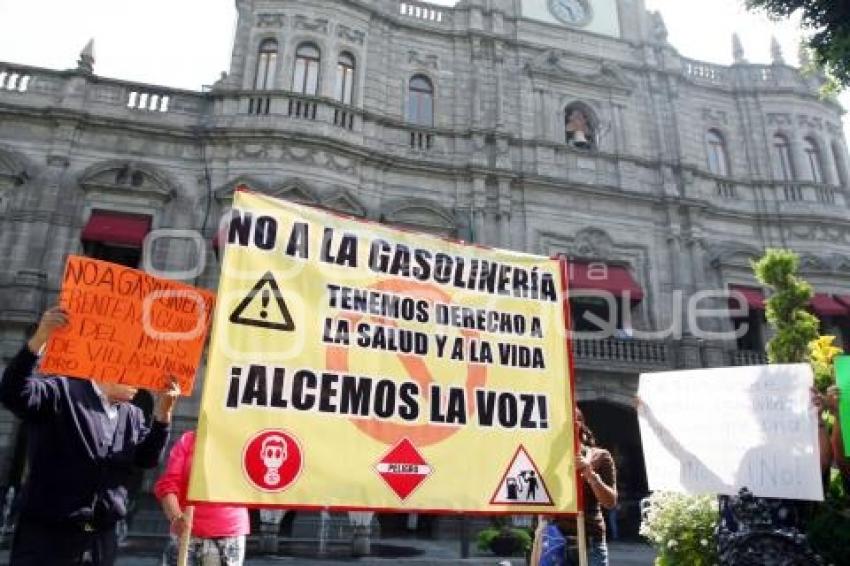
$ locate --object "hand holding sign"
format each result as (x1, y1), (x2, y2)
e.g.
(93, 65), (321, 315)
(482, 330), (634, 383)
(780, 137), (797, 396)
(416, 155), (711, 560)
(154, 378), (181, 424)
(27, 306), (69, 354)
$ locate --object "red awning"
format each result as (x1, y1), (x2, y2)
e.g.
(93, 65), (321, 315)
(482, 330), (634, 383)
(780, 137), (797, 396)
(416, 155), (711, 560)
(809, 293), (849, 317)
(728, 285), (765, 310)
(81, 210), (151, 247)
(836, 295), (850, 310)
(566, 260), (644, 302)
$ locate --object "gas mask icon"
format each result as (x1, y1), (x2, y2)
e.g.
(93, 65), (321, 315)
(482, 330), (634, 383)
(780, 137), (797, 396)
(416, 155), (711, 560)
(260, 435), (287, 486)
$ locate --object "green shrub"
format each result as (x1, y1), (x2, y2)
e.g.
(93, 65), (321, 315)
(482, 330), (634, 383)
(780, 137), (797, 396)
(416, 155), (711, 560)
(475, 525), (532, 554)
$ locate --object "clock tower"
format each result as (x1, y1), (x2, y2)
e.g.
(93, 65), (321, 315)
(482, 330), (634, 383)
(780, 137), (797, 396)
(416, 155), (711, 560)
(520, 0), (622, 38)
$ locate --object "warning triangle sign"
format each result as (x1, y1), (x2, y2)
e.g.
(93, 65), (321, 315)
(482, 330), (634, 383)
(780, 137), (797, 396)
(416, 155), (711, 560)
(489, 445), (554, 506)
(229, 272), (295, 331)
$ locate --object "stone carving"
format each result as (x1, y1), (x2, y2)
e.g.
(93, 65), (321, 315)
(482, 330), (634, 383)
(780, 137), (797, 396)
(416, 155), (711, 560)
(77, 39), (95, 75)
(787, 223), (850, 244)
(256, 13), (286, 28)
(408, 50), (438, 70)
(278, 145), (356, 175)
(383, 198), (456, 236)
(526, 52), (634, 91)
(322, 189), (367, 217)
(799, 253), (829, 271)
(797, 114), (822, 130)
(572, 227), (614, 259)
(78, 160), (176, 201)
(294, 15), (329, 34)
(271, 179), (320, 204)
(770, 36), (784, 65)
(238, 143), (269, 159)
(766, 113), (792, 126)
(702, 108), (728, 125)
(732, 33), (746, 65)
(337, 24), (365, 45)
(649, 11), (668, 44)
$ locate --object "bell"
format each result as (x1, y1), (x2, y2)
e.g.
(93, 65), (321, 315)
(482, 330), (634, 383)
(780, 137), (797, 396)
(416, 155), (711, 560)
(571, 130), (590, 148)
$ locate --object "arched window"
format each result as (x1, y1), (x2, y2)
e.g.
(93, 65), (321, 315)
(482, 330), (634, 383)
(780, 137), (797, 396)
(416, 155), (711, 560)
(564, 103), (596, 149)
(831, 142), (848, 187)
(406, 75), (434, 126)
(803, 137), (824, 183)
(293, 43), (321, 95)
(335, 52), (355, 105)
(705, 129), (729, 176)
(772, 134), (794, 181)
(254, 39), (278, 90)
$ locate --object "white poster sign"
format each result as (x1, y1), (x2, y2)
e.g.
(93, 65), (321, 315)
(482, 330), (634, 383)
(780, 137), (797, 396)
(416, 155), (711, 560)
(638, 364), (823, 501)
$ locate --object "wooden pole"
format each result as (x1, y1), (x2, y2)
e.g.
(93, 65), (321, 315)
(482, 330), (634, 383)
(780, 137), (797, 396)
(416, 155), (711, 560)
(576, 511), (588, 566)
(177, 506), (194, 566)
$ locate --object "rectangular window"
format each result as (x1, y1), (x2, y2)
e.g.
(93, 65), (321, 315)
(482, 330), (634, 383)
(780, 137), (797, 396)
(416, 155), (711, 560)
(305, 62), (319, 95)
(293, 59), (306, 94)
(774, 144), (792, 181)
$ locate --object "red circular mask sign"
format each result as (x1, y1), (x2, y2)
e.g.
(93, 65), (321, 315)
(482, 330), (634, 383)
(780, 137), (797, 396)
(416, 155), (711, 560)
(242, 429), (303, 492)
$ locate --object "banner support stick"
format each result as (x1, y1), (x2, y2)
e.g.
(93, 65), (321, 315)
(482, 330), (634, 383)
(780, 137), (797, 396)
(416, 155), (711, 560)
(577, 511), (588, 566)
(177, 506), (194, 566)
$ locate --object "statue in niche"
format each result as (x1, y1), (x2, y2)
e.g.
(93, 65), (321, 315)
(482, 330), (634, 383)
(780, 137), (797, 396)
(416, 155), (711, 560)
(565, 108), (593, 149)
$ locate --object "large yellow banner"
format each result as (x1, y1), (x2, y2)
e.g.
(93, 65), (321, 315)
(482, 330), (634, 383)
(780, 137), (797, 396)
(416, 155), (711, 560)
(189, 189), (578, 514)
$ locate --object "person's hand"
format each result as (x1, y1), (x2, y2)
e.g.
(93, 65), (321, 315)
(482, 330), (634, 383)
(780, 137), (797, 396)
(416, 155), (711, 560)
(633, 395), (643, 412)
(576, 452), (592, 482)
(170, 510), (190, 536)
(825, 386), (840, 413)
(28, 307), (68, 354)
(812, 387), (826, 413)
(153, 378), (180, 424)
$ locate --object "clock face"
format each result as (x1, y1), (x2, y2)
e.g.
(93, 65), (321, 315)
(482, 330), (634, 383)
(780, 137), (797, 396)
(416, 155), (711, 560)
(548, 0), (592, 26)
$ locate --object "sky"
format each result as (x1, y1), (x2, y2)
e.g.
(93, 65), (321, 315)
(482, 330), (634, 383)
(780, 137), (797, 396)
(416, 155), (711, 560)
(0, 0), (847, 140)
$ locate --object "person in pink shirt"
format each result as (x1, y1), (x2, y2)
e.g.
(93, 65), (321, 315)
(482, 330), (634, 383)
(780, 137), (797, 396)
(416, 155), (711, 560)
(154, 430), (250, 566)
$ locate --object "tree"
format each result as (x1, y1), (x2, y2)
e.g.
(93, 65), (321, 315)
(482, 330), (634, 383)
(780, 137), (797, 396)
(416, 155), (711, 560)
(752, 248), (819, 364)
(744, 0), (850, 89)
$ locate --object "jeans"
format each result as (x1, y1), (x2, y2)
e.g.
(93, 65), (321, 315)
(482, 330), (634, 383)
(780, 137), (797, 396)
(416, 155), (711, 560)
(587, 536), (609, 566)
(162, 534), (246, 566)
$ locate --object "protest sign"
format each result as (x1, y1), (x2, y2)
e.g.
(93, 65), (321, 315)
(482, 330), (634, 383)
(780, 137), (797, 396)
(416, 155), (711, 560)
(638, 364), (823, 501)
(836, 356), (850, 455)
(188, 188), (577, 514)
(39, 255), (215, 394)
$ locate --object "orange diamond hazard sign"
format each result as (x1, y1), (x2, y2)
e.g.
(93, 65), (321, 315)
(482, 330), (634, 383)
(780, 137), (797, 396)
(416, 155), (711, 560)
(375, 438), (432, 501)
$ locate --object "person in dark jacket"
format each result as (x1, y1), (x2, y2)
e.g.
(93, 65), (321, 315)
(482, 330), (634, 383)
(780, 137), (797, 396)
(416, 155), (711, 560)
(0, 306), (179, 566)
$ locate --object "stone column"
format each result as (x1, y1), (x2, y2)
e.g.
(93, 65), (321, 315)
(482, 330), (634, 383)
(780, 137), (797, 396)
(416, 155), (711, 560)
(497, 177), (512, 249)
(820, 140), (839, 186)
(472, 176), (487, 245)
(790, 135), (810, 182)
(259, 509), (285, 553)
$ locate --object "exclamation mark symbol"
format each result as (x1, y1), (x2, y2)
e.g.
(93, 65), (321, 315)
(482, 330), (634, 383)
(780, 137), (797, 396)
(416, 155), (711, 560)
(260, 289), (270, 319)
(538, 395), (548, 429)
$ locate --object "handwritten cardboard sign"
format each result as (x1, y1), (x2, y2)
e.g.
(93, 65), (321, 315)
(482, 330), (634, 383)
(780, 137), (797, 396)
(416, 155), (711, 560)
(40, 255), (215, 394)
(638, 364), (823, 501)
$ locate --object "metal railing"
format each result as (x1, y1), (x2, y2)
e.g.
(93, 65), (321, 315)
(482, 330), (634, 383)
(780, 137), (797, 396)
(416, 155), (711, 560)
(731, 349), (767, 366)
(572, 337), (671, 367)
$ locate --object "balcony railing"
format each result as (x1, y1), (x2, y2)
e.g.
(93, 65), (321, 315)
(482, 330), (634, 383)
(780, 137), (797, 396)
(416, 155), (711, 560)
(0, 69), (30, 92)
(398, 1), (449, 24)
(683, 60), (727, 84)
(731, 349), (767, 366)
(572, 337), (672, 368)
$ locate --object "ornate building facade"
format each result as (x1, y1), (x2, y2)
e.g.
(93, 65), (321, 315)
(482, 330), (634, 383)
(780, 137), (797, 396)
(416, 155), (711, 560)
(1, 0), (849, 541)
